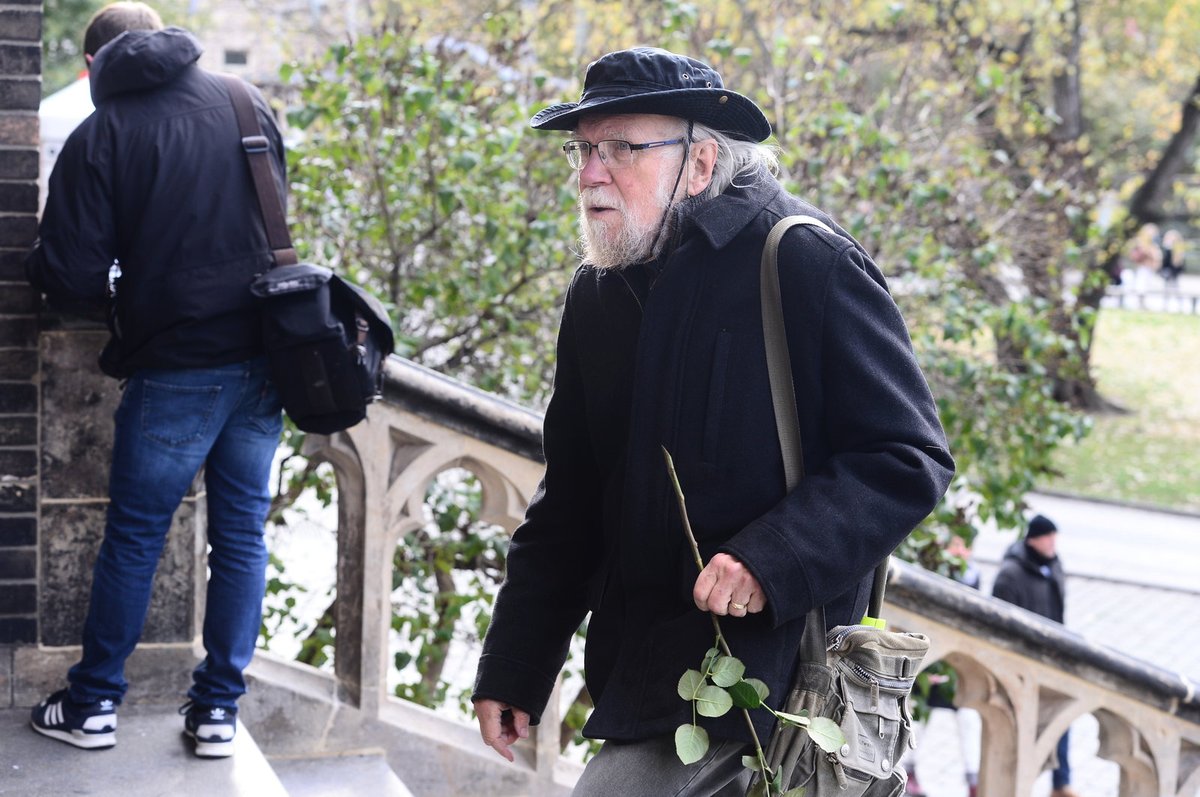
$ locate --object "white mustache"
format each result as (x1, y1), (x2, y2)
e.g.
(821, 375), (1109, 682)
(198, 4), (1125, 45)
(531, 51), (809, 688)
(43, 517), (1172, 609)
(580, 189), (625, 214)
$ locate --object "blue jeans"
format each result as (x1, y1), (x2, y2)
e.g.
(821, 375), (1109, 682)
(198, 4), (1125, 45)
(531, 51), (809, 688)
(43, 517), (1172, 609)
(67, 358), (282, 710)
(1052, 729), (1071, 789)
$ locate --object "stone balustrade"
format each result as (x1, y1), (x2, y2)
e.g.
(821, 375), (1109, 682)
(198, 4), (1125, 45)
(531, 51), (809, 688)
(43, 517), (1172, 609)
(257, 354), (1200, 797)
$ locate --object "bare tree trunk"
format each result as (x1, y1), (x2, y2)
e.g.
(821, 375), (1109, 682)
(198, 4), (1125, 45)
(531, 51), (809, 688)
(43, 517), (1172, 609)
(1045, 0), (1113, 411)
(1130, 74), (1200, 222)
(1051, 0), (1083, 143)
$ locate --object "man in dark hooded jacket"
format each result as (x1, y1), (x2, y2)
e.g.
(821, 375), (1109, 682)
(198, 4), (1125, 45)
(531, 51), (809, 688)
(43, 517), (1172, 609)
(992, 515), (1079, 797)
(471, 47), (954, 795)
(26, 2), (285, 758)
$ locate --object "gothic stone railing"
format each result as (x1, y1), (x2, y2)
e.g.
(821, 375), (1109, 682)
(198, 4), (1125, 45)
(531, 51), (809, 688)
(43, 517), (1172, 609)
(243, 355), (1200, 797)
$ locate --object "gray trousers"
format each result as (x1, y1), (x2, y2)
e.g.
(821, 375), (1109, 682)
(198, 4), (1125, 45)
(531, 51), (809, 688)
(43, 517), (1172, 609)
(572, 734), (751, 797)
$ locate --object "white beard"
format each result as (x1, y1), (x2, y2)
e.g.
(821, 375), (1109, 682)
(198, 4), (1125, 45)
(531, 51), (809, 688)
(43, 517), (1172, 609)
(577, 167), (678, 270)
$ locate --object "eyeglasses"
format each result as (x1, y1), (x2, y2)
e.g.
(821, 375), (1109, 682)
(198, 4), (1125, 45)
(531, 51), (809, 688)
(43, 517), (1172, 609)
(562, 138), (686, 170)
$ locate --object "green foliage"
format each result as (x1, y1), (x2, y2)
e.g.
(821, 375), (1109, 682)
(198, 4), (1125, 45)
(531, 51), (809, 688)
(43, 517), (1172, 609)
(259, 552), (305, 648)
(41, 0), (193, 96)
(285, 23), (575, 402)
(674, 723), (709, 766)
(42, 0), (101, 96)
(390, 469), (509, 709)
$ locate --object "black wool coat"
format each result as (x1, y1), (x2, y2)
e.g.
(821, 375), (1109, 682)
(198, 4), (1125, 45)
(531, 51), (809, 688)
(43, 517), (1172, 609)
(473, 175), (955, 744)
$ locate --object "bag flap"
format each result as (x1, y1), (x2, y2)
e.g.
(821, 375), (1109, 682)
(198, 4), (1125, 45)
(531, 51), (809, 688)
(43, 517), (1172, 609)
(329, 275), (396, 355)
(828, 625), (929, 685)
(250, 263), (333, 298)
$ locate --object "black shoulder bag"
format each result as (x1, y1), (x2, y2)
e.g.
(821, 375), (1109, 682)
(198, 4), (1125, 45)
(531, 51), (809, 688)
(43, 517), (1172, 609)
(221, 74), (395, 434)
(748, 216), (930, 797)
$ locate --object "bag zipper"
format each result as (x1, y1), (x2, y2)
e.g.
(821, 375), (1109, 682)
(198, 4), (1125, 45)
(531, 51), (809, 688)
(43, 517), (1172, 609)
(840, 659), (915, 696)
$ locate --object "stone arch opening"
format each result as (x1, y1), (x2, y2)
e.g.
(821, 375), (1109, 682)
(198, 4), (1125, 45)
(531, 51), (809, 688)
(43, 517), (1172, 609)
(1030, 708), (1124, 797)
(259, 434), (345, 669)
(922, 650), (1018, 796)
(387, 462), (511, 719)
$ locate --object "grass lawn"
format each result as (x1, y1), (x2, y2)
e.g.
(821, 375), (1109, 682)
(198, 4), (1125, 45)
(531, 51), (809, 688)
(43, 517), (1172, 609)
(1045, 309), (1200, 512)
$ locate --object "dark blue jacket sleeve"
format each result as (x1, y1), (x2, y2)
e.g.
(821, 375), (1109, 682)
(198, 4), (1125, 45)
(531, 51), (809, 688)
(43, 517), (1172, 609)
(25, 119), (115, 306)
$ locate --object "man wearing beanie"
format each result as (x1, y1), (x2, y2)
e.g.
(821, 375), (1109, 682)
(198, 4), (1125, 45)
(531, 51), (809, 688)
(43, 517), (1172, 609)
(993, 515), (1079, 797)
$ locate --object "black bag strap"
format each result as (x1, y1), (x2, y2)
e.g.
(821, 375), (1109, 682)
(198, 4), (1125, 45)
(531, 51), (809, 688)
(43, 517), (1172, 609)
(220, 74), (298, 268)
(759, 215), (891, 666)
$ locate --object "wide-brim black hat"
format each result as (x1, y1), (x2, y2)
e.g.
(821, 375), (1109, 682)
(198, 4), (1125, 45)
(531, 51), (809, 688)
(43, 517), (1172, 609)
(531, 47), (771, 143)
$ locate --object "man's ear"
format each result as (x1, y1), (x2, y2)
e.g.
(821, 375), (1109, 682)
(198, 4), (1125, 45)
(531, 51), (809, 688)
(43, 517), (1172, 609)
(686, 139), (718, 197)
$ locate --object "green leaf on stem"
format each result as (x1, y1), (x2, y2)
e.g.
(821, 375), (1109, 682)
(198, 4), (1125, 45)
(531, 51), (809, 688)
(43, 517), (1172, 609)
(729, 678), (767, 709)
(701, 646), (721, 673)
(741, 754), (764, 772)
(675, 723), (709, 765)
(695, 685), (734, 717)
(710, 655), (746, 687)
(806, 716), (846, 753)
(677, 669), (705, 701)
(775, 710), (812, 726)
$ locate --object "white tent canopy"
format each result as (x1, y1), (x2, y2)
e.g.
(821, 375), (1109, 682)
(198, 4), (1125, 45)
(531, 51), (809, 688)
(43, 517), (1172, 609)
(38, 76), (95, 213)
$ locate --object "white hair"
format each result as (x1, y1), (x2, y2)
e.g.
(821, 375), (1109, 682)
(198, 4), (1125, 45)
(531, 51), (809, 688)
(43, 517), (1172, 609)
(689, 122), (780, 199)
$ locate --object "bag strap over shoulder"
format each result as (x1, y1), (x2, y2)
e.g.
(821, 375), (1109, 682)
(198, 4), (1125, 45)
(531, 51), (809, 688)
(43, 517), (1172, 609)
(219, 74), (297, 268)
(759, 215), (890, 666)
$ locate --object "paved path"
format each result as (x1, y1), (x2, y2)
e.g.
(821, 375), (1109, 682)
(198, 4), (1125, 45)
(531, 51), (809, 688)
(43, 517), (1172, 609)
(912, 493), (1200, 797)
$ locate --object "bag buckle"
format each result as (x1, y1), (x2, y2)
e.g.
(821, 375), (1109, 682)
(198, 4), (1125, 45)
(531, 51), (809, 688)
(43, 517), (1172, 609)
(241, 135), (270, 154)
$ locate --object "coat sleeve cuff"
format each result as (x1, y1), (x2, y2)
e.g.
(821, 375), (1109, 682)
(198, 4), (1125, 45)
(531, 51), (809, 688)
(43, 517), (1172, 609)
(472, 653), (558, 726)
(719, 519), (815, 629)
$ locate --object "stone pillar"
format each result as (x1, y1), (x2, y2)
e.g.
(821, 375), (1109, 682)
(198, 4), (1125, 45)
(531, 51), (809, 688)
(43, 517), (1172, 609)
(0, 1), (44, 648)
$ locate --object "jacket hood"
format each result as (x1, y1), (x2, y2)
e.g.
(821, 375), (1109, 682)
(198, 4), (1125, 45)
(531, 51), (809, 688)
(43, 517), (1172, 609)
(89, 27), (203, 105)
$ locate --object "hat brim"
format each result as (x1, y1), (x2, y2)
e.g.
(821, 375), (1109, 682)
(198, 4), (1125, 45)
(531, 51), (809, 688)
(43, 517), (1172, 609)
(530, 88), (771, 142)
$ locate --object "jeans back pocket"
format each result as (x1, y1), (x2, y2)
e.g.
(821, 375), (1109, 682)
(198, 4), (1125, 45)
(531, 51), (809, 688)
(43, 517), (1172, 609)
(141, 380), (222, 447)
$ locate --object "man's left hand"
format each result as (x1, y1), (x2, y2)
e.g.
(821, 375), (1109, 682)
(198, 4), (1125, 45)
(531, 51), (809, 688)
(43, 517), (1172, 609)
(693, 553), (766, 617)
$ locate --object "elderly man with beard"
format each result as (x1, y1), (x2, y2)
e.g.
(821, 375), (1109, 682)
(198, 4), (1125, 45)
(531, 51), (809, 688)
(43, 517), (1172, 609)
(472, 47), (954, 795)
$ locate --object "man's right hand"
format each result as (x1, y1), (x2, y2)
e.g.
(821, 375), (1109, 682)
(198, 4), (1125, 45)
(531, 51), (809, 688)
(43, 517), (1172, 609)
(473, 698), (531, 762)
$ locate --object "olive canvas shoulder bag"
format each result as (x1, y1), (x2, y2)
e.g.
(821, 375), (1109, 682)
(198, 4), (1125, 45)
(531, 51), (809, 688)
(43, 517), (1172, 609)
(748, 216), (931, 797)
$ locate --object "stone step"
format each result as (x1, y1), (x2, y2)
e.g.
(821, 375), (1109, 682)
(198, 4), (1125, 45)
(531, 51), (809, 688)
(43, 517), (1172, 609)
(269, 751), (415, 797)
(0, 705), (288, 796)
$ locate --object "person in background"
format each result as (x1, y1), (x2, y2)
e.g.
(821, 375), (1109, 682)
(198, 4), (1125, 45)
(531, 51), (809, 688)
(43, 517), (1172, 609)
(992, 515), (1080, 797)
(1160, 229), (1184, 307)
(1128, 223), (1162, 296)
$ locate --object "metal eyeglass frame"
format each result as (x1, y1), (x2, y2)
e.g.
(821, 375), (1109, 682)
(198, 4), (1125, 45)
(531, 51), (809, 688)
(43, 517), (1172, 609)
(561, 138), (686, 170)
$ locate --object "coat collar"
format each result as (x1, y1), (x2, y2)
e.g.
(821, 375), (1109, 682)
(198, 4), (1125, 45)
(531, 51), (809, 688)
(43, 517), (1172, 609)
(679, 172), (785, 251)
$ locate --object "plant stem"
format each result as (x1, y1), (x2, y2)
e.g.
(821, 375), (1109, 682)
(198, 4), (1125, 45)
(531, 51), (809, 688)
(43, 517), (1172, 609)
(663, 446), (773, 787)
